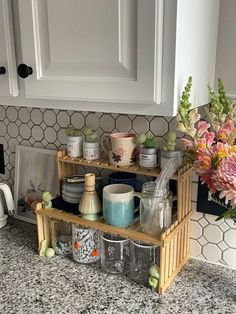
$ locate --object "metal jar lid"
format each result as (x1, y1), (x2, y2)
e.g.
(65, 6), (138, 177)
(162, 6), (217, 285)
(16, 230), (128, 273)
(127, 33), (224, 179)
(161, 150), (183, 158)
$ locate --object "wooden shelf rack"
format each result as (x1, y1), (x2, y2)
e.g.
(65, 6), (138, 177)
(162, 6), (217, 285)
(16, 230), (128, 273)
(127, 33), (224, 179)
(36, 150), (193, 294)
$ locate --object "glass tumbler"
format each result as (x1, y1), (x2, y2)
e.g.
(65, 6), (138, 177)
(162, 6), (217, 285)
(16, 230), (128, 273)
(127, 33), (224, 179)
(101, 233), (130, 275)
(51, 220), (72, 256)
(129, 240), (159, 286)
(140, 182), (173, 236)
(72, 224), (100, 264)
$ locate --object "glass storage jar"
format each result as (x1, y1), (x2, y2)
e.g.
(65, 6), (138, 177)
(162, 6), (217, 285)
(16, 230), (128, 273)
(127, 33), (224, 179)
(129, 240), (159, 286)
(100, 233), (130, 275)
(51, 220), (72, 256)
(140, 182), (173, 236)
(72, 225), (100, 264)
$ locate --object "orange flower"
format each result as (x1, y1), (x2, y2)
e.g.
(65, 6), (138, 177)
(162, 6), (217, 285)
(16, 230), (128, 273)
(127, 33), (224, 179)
(73, 241), (80, 250)
(91, 249), (100, 257)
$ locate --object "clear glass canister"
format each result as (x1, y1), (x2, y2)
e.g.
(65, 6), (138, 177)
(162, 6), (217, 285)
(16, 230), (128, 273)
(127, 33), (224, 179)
(72, 225), (100, 264)
(51, 220), (72, 256)
(140, 182), (173, 236)
(100, 233), (130, 275)
(129, 240), (159, 286)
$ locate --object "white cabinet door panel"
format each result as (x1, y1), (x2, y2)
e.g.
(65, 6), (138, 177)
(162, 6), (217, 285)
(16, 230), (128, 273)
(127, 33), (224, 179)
(0, 0), (18, 97)
(18, 0), (163, 107)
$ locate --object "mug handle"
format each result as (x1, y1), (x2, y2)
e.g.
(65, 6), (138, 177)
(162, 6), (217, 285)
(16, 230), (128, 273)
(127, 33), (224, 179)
(133, 192), (141, 219)
(101, 136), (110, 155)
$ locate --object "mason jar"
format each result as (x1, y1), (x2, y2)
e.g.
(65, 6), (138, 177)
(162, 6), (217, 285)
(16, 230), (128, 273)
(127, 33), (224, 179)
(51, 220), (72, 256)
(129, 240), (159, 286)
(100, 233), (130, 275)
(140, 182), (173, 236)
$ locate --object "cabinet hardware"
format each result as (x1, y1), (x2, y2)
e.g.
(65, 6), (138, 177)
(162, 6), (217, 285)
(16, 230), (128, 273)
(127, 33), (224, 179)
(17, 64), (33, 78)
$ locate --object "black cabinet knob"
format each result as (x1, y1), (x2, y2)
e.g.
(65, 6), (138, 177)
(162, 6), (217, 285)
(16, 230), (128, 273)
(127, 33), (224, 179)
(17, 64), (33, 78)
(0, 67), (6, 75)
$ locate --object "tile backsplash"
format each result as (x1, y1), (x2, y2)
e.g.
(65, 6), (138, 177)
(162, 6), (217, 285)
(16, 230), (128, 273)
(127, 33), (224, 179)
(0, 104), (235, 269)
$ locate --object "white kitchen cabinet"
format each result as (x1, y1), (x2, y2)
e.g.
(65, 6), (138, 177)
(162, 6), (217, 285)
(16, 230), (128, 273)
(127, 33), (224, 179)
(215, 0), (236, 99)
(0, 0), (18, 97)
(15, 0), (219, 116)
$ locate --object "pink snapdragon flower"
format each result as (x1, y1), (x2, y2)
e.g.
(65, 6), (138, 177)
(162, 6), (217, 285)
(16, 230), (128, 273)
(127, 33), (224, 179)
(197, 121), (210, 136)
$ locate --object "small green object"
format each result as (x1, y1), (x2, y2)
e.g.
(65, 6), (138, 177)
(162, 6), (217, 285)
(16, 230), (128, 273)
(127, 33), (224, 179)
(42, 191), (53, 209)
(149, 264), (160, 278)
(45, 248), (55, 257)
(66, 127), (81, 136)
(39, 240), (48, 256)
(143, 138), (156, 148)
(137, 133), (147, 145)
(86, 133), (99, 143)
(82, 125), (93, 136)
(163, 131), (177, 151)
(149, 276), (159, 289)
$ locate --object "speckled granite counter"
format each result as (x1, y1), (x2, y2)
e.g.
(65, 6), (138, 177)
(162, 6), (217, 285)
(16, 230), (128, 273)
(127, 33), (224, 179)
(0, 219), (236, 314)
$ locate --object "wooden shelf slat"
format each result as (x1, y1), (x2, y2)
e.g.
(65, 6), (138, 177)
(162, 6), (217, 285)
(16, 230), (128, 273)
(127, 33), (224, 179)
(58, 152), (179, 180)
(36, 207), (162, 246)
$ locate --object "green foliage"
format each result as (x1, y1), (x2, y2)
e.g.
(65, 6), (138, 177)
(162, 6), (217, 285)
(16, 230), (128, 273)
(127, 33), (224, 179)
(178, 76), (193, 125)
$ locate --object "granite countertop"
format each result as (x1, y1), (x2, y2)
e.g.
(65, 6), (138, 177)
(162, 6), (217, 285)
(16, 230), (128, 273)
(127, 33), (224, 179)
(0, 219), (236, 314)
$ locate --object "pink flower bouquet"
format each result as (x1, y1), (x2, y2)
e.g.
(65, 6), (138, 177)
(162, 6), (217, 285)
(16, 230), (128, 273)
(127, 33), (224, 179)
(176, 77), (236, 220)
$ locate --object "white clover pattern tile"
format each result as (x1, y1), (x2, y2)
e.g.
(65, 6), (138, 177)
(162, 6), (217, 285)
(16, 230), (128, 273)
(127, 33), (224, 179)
(225, 219), (236, 229)
(203, 225), (222, 244)
(44, 127), (57, 143)
(57, 111), (70, 128)
(31, 109), (43, 125)
(219, 222), (230, 232)
(197, 236), (207, 246)
(86, 113), (99, 130)
(191, 220), (202, 239)
(6, 107), (17, 122)
(198, 217), (208, 228)
(71, 112), (84, 129)
(224, 229), (236, 248)
(116, 115), (132, 132)
(218, 241), (228, 251)
(7, 123), (18, 138)
(133, 116), (149, 134)
(0, 122), (6, 136)
(43, 110), (57, 126)
(190, 239), (201, 257)
(32, 126), (44, 141)
(18, 107), (30, 123)
(223, 248), (236, 268)
(0, 106), (6, 120)
(205, 214), (222, 226)
(150, 117), (168, 136)
(202, 243), (221, 262)
(100, 114), (115, 132)
(0, 104), (235, 270)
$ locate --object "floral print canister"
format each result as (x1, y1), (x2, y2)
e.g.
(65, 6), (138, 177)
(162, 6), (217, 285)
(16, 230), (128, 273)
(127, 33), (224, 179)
(72, 224), (100, 264)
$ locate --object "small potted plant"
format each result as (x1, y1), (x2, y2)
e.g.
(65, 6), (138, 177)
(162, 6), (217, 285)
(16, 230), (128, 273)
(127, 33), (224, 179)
(160, 131), (183, 169)
(82, 125), (100, 160)
(137, 132), (159, 168)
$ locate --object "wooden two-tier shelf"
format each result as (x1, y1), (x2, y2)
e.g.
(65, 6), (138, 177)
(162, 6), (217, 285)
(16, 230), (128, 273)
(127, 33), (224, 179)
(36, 150), (193, 294)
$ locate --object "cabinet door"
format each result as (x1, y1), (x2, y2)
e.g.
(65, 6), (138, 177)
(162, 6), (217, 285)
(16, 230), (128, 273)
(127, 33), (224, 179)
(215, 0), (236, 98)
(0, 0), (18, 97)
(17, 0), (164, 114)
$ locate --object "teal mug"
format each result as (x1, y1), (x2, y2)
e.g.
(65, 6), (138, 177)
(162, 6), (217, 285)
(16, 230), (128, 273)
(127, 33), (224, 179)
(103, 184), (141, 227)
